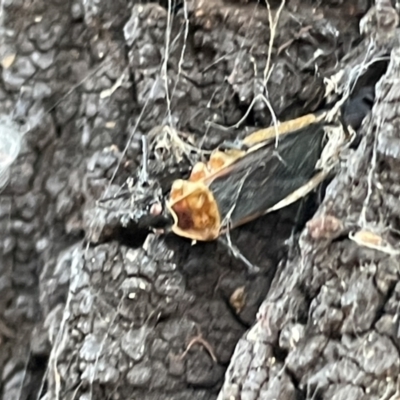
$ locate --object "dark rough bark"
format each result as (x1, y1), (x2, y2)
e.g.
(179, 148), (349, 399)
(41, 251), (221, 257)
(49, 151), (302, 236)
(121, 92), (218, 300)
(0, 1), (399, 400)
(218, 9), (400, 400)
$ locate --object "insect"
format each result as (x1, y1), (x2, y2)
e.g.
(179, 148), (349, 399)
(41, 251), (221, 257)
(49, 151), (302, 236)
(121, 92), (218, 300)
(133, 85), (376, 242)
(167, 112), (331, 241)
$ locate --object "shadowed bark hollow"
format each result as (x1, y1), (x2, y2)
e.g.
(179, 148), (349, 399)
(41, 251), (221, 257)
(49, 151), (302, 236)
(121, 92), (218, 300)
(0, 1), (399, 400)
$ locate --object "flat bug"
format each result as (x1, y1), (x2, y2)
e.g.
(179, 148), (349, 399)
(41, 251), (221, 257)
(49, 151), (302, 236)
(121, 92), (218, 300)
(133, 85), (377, 242)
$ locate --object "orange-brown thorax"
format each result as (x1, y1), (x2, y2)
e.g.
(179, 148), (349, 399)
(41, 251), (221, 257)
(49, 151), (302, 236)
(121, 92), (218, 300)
(166, 149), (244, 241)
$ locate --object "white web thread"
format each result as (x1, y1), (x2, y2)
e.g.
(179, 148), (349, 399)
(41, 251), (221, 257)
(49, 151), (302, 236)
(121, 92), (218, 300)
(3, 1), (388, 399)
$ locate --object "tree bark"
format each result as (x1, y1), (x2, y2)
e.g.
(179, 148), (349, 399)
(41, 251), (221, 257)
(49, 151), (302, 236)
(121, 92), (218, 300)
(1, 1), (399, 400)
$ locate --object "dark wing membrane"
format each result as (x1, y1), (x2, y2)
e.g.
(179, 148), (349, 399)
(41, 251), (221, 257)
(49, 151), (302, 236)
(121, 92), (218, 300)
(208, 122), (326, 229)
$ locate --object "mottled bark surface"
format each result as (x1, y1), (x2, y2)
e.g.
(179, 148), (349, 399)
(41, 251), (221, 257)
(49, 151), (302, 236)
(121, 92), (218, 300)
(1, 1), (399, 400)
(218, 50), (400, 399)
